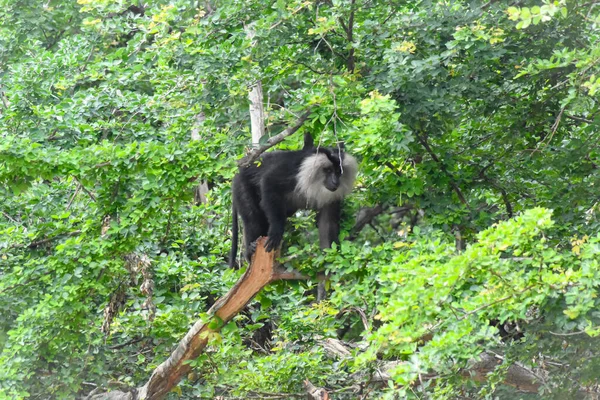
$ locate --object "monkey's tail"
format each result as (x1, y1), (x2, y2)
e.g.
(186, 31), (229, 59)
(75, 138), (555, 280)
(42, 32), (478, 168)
(229, 203), (239, 268)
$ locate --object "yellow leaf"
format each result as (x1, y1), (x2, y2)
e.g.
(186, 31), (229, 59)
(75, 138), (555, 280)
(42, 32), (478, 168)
(393, 41), (417, 54)
(563, 308), (580, 319)
(83, 19), (102, 26)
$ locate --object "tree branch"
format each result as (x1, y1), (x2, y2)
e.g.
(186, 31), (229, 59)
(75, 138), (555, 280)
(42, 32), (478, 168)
(8, 230), (82, 250)
(339, 0), (357, 73)
(237, 109), (313, 168)
(348, 204), (385, 240)
(566, 114), (594, 124)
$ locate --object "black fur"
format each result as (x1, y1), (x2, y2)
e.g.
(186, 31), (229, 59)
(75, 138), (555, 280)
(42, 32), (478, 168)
(229, 133), (356, 267)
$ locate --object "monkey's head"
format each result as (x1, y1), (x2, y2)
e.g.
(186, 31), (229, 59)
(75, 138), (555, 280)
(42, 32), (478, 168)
(296, 133), (358, 207)
(319, 151), (349, 192)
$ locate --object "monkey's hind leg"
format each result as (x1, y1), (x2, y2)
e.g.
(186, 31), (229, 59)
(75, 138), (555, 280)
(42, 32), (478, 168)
(233, 174), (268, 264)
(243, 220), (268, 262)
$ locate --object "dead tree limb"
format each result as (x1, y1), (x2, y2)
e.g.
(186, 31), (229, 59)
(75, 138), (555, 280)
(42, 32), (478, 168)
(136, 238), (278, 399)
(89, 238), (287, 400)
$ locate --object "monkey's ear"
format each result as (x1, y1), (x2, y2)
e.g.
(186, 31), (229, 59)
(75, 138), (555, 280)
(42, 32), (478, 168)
(303, 132), (314, 149)
(337, 141), (346, 151)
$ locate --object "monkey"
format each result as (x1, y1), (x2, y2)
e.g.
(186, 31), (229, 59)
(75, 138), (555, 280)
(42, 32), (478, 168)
(229, 132), (358, 267)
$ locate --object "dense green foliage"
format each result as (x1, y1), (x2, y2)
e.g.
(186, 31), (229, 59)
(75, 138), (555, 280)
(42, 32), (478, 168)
(1, 0), (600, 398)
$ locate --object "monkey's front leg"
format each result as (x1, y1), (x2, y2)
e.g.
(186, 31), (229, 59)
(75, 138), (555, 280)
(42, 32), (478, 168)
(316, 201), (341, 249)
(260, 190), (287, 253)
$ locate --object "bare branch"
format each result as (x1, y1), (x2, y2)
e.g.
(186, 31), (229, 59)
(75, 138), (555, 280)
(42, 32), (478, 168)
(136, 238), (278, 399)
(238, 109), (313, 168)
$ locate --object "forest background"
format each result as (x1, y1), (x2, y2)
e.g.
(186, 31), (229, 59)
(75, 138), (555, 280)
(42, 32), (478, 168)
(2, 0), (600, 398)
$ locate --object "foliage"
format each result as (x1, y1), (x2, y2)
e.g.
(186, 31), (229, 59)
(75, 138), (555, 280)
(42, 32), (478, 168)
(1, 0), (600, 398)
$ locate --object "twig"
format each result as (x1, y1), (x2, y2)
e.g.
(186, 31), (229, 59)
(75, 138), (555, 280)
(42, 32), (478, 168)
(67, 184), (81, 210)
(415, 132), (469, 207)
(337, 306), (370, 331)
(72, 176), (97, 202)
(548, 330), (589, 336)
(109, 337), (145, 350)
(458, 285), (534, 320)
(339, 0), (357, 72)
(272, 266), (327, 282)
(1, 211), (20, 225)
(349, 204), (384, 240)
(481, 0), (499, 10)
(532, 106), (565, 155)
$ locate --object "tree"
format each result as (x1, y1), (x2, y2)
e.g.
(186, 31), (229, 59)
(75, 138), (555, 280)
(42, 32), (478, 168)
(2, 0), (600, 398)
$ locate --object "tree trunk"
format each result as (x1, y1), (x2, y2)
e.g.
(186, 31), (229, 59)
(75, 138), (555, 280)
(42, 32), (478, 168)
(191, 112), (209, 205)
(248, 81), (265, 146)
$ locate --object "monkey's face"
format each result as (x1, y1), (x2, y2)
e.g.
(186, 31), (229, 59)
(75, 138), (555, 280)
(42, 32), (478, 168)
(296, 150), (357, 209)
(323, 166), (341, 192)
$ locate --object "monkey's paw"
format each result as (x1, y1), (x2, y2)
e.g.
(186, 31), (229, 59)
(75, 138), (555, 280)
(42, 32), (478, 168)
(245, 241), (258, 261)
(265, 233), (283, 253)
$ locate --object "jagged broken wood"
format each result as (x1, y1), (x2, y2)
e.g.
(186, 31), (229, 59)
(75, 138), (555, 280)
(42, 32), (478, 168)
(304, 380), (329, 400)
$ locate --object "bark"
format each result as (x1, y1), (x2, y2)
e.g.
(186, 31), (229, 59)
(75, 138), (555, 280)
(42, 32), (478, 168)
(466, 352), (544, 393)
(318, 338), (352, 358)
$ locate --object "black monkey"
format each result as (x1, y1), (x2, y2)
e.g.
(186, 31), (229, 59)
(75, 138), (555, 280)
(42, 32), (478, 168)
(229, 133), (358, 267)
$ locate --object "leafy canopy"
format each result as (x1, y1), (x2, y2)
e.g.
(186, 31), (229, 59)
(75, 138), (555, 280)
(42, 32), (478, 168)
(1, 0), (600, 398)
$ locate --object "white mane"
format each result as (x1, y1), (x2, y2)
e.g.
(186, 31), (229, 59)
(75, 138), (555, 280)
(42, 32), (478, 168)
(295, 152), (358, 209)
